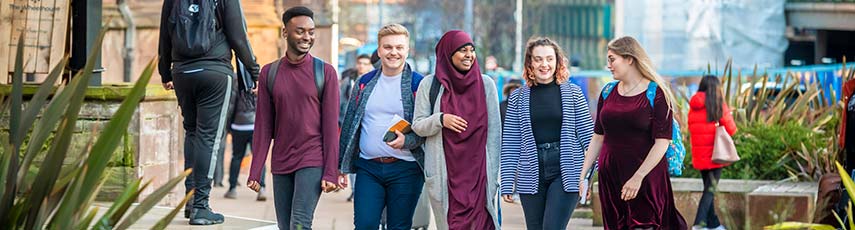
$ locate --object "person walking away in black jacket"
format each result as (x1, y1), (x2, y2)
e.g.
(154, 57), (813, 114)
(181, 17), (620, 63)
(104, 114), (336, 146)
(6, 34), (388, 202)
(158, 0), (260, 225)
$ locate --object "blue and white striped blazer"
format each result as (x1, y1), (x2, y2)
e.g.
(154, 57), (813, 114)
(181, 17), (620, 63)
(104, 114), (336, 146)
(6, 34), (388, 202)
(500, 81), (594, 195)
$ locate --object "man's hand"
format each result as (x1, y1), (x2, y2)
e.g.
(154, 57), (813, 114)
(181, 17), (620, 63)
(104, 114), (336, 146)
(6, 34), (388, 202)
(386, 130), (405, 149)
(321, 180), (338, 193)
(248, 180), (261, 192)
(162, 81), (174, 90)
(252, 81), (258, 95)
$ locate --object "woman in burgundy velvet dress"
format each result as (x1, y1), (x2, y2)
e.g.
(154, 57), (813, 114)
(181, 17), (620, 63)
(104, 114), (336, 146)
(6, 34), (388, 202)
(578, 36), (688, 230)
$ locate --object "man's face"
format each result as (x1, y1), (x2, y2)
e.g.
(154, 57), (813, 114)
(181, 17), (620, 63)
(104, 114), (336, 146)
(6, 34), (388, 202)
(283, 16), (315, 55)
(355, 57), (373, 76)
(378, 34), (409, 72)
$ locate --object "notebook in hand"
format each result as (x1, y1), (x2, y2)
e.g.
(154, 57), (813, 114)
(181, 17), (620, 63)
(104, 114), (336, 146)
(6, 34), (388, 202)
(383, 114), (412, 142)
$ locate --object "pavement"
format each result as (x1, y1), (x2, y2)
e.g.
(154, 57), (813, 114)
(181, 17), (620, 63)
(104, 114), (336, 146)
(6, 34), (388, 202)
(121, 139), (604, 229)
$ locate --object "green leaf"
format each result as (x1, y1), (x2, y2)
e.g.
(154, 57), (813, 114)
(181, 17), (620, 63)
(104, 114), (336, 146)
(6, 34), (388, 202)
(114, 169), (192, 230)
(74, 58), (155, 203)
(836, 162), (855, 206)
(52, 57), (156, 228)
(26, 28), (106, 230)
(0, 32), (27, 223)
(91, 180), (150, 230)
(762, 222), (836, 230)
(9, 32), (24, 147)
(16, 57), (68, 186)
(75, 207), (99, 230)
(150, 190), (194, 230)
(831, 210), (845, 229)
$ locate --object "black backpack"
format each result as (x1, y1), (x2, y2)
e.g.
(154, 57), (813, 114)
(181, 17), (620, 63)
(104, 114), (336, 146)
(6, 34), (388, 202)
(168, 0), (223, 58)
(429, 76), (441, 113)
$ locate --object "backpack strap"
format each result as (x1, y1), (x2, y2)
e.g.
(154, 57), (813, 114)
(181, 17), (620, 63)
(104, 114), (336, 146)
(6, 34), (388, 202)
(267, 58), (281, 95)
(266, 57), (325, 101)
(313, 57), (325, 101)
(601, 80), (619, 100)
(646, 81), (658, 108)
(429, 76), (441, 113)
(265, 58), (282, 135)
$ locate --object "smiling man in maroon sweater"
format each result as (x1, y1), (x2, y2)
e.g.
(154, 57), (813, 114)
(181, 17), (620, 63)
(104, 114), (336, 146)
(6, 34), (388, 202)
(247, 6), (340, 230)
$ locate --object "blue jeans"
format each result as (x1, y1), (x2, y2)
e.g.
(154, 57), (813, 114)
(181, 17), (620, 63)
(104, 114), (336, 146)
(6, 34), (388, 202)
(272, 167), (322, 230)
(519, 143), (579, 230)
(694, 168), (722, 227)
(228, 129), (265, 189)
(353, 158), (424, 230)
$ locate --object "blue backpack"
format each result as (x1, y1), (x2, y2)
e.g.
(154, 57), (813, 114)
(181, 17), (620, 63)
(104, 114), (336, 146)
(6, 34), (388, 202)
(601, 81), (686, 176)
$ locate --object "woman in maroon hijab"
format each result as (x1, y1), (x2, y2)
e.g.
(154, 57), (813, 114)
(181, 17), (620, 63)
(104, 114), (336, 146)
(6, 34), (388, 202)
(412, 30), (501, 229)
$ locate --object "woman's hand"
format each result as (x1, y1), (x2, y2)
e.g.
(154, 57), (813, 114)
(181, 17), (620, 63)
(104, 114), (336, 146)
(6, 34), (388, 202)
(578, 175), (592, 202)
(442, 114), (468, 133)
(502, 194), (515, 203)
(621, 175), (643, 201)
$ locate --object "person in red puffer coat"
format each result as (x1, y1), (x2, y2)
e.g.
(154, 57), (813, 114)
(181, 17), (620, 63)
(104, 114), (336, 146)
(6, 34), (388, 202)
(687, 75), (737, 230)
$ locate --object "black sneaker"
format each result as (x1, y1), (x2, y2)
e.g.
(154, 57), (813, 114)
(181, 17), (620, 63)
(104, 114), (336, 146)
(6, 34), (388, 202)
(189, 208), (224, 225)
(184, 203), (193, 219)
(224, 188), (237, 199)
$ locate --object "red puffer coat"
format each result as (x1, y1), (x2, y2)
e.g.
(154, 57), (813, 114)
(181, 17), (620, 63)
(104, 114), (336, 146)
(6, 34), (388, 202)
(688, 92), (738, 170)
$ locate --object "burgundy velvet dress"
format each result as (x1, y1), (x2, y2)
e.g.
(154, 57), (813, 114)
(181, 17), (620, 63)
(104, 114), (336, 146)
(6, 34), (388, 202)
(594, 84), (687, 230)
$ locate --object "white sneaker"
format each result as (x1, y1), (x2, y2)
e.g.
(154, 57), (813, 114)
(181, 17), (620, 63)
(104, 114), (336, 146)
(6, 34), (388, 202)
(691, 226), (707, 230)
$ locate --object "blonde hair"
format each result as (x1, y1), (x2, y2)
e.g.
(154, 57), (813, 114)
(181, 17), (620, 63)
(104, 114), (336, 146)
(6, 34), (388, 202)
(523, 37), (570, 87)
(607, 36), (677, 113)
(377, 24), (410, 41)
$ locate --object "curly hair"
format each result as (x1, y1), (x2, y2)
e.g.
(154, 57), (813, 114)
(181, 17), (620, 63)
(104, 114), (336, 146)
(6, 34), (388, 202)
(522, 37), (570, 87)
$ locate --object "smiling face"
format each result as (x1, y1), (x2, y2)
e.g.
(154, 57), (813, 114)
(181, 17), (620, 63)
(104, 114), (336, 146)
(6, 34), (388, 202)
(451, 45), (476, 72)
(378, 34), (409, 74)
(283, 16), (315, 56)
(530, 45), (557, 84)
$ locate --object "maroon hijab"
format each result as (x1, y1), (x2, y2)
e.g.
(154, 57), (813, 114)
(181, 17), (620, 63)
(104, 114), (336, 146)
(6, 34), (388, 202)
(434, 30), (493, 229)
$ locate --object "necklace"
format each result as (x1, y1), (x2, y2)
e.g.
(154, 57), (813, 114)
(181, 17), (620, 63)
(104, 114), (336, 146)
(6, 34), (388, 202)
(619, 80), (643, 95)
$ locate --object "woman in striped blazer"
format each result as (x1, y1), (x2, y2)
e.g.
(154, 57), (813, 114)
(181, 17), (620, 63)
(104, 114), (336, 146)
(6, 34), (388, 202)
(500, 37), (594, 230)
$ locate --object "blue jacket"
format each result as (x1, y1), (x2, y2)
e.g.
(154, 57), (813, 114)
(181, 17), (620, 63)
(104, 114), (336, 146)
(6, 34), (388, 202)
(338, 64), (425, 173)
(500, 81), (594, 194)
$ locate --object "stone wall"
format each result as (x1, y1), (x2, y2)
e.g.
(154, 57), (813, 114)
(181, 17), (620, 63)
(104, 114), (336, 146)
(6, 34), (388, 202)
(1, 84), (185, 206)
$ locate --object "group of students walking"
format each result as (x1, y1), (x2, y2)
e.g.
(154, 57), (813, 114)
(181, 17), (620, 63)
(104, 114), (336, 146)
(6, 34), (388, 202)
(159, 2), (738, 229)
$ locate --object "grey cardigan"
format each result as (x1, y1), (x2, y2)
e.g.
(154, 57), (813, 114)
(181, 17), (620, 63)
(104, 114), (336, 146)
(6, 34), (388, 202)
(412, 74), (501, 230)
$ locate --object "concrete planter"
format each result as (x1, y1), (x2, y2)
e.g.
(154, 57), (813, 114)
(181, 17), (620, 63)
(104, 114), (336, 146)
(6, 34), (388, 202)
(591, 178), (817, 229)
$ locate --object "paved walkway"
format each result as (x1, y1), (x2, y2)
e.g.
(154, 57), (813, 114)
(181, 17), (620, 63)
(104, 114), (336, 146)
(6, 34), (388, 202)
(129, 138), (604, 229)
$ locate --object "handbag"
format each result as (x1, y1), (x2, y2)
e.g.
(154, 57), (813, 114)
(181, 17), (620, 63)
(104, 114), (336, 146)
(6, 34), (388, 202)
(712, 122), (740, 164)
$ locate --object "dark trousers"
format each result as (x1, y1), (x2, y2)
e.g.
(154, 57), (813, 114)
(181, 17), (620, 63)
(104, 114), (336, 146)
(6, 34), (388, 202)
(174, 69), (235, 209)
(214, 145), (225, 185)
(694, 168), (722, 227)
(353, 158), (424, 230)
(520, 143), (579, 230)
(273, 167), (323, 230)
(228, 129), (265, 189)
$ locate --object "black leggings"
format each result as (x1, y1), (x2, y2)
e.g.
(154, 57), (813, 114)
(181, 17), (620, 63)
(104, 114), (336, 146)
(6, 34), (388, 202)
(693, 168), (722, 227)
